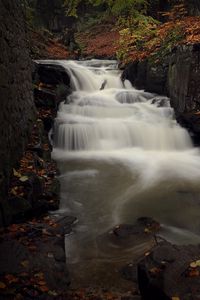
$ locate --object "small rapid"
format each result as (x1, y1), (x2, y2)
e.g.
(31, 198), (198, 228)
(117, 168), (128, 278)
(48, 59), (200, 288)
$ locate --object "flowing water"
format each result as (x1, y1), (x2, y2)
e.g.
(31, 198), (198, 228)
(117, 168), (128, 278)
(47, 59), (200, 289)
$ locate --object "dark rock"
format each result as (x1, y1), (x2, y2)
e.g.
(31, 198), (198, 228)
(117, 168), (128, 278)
(120, 263), (138, 282)
(53, 246), (66, 262)
(138, 241), (200, 300)
(33, 62), (71, 109)
(8, 196), (32, 222)
(46, 178), (60, 197)
(28, 143), (44, 158)
(43, 116), (54, 132)
(122, 44), (200, 138)
(0, 0), (35, 224)
(122, 58), (168, 95)
(27, 174), (45, 202)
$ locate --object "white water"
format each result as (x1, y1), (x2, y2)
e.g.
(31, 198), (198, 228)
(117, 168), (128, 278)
(48, 59), (200, 288)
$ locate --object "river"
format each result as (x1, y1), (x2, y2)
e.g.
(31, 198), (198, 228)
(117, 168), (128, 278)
(49, 59), (200, 289)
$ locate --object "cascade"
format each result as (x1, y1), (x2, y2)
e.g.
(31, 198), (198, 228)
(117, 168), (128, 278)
(48, 59), (200, 288)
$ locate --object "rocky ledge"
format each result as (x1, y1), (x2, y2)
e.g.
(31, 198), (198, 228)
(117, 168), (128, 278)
(122, 44), (200, 141)
(0, 62), (74, 298)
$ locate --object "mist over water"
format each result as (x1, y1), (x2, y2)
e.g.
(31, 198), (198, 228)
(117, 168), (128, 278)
(49, 59), (200, 287)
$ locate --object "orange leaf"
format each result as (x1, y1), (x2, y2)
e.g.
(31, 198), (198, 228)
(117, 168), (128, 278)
(188, 269), (200, 277)
(39, 285), (49, 292)
(5, 274), (19, 284)
(38, 280), (46, 286)
(0, 282), (6, 289)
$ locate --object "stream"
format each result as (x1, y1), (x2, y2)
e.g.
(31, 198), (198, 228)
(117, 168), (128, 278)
(49, 59), (200, 290)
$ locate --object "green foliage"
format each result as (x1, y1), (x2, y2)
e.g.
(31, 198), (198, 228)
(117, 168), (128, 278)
(63, 0), (82, 17)
(22, 0), (37, 25)
(150, 25), (185, 63)
(117, 15), (159, 62)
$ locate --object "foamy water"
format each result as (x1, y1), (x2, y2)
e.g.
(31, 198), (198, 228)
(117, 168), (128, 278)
(41, 59), (200, 287)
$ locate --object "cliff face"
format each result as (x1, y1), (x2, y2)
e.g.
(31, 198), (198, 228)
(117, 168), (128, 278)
(122, 44), (200, 136)
(0, 0), (36, 224)
(168, 45), (200, 113)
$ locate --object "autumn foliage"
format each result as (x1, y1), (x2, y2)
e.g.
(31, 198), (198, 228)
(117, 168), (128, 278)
(117, 15), (200, 65)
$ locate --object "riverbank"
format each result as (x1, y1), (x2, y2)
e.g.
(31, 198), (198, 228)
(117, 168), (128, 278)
(0, 73), (76, 297)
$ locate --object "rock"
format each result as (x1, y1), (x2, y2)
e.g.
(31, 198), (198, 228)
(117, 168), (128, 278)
(8, 196), (32, 223)
(122, 44), (200, 138)
(33, 62), (71, 109)
(27, 174), (45, 203)
(138, 241), (200, 300)
(122, 58), (168, 95)
(120, 263), (138, 282)
(0, 0), (35, 225)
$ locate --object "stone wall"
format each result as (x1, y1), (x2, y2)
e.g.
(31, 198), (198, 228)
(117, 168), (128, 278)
(0, 0), (36, 224)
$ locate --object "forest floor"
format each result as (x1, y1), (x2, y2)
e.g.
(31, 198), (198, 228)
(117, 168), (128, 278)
(29, 23), (119, 61)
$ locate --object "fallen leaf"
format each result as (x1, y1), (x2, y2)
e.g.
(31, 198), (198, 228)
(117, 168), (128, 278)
(13, 169), (21, 178)
(190, 260), (200, 268)
(5, 274), (19, 284)
(39, 285), (49, 292)
(9, 224), (19, 232)
(38, 280), (46, 286)
(42, 229), (52, 236)
(10, 188), (18, 196)
(48, 290), (58, 296)
(172, 297), (180, 300)
(34, 273), (44, 280)
(28, 245), (37, 252)
(0, 282), (6, 289)
(19, 176), (29, 182)
(20, 260), (29, 268)
(188, 269), (200, 277)
(149, 267), (162, 275)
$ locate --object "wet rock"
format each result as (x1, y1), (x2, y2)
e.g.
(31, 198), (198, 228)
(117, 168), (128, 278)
(122, 44), (200, 138)
(138, 241), (200, 300)
(33, 62), (71, 109)
(122, 59), (168, 95)
(27, 174), (44, 202)
(42, 116), (54, 132)
(8, 196), (32, 223)
(48, 178), (60, 197)
(112, 218), (160, 239)
(120, 263), (138, 282)
(53, 246), (66, 262)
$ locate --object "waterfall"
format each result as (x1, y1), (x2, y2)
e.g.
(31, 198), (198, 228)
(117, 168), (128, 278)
(49, 59), (200, 287)
(51, 60), (192, 152)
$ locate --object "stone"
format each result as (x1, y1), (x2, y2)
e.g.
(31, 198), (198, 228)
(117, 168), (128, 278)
(0, 0), (36, 224)
(122, 44), (200, 139)
(138, 242), (200, 300)
(8, 196), (32, 222)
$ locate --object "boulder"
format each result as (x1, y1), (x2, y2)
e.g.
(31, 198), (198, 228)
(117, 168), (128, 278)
(138, 241), (200, 300)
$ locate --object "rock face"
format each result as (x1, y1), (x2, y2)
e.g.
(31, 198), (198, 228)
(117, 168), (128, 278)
(122, 58), (168, 96)
(122, 44), (200, 137)
(138, 242), (200, 300)
(0, 0), (35, 225)
(168, 44), (200, 114)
